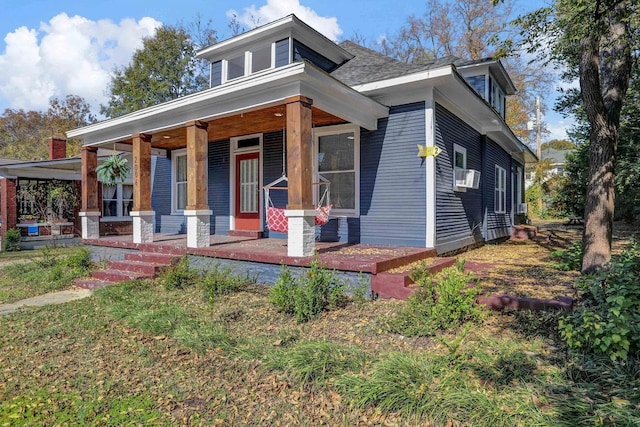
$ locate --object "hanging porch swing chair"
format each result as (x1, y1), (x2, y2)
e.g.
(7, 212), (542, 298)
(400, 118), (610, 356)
(263, 175), (332, 233)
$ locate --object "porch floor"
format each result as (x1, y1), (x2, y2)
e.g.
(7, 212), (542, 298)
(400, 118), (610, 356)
(83, 234), (435, 274)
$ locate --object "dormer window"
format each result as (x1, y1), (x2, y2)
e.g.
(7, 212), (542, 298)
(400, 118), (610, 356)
(221, 44), (276, 84)
(251, 44), (272, 73)
(227, 53), (246, 80)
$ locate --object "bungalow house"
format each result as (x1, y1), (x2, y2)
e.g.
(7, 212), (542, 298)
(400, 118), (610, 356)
(67, 14), (535, 258)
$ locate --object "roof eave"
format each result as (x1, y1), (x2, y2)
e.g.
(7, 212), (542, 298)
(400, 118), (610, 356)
(67, 61), (387, 146)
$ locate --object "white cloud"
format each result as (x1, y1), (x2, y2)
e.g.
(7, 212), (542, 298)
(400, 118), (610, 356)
(545, 117), (574, 142)
(0, 13), (161, 113)
(227, 0), (342, 41)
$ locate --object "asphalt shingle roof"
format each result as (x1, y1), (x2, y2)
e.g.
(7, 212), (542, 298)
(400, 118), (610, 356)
(331, 41), (500, 87)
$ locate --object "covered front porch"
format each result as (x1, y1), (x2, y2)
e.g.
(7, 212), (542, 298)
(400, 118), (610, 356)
(83, 233), (434, 275)
(68, 62), (388, 257)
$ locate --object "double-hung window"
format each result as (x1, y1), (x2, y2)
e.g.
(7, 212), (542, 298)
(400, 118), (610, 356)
(495, 165), (506, 213)
(314, 125), (359, 216)
(172, 149), (187, 213)
(102, 184), (133, 218)
(452, 143), (467, 191)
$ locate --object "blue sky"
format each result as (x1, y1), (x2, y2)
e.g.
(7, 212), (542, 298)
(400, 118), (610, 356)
(0, 0), (570, 142)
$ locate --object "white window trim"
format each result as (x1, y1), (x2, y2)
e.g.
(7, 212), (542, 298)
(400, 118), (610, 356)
(313, 124), (360, 217)
(101, 182), (134, 221)
(452, 143), (467, 192)
(221, 42), (276, 84)
(171, 148), (187, 214)
(229, 133), (264, 232)
(495, 165), (507, 213)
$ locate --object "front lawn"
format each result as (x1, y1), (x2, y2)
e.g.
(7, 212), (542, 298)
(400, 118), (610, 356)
(0, 246), (92, 304)
(0, 224), (638, 425)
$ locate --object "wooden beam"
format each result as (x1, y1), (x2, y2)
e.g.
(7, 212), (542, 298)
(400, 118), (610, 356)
(286, 97), (313, 210)
(81, 146), (99, 212)
(185, 120), (209, 210)
(132, 133), (152, 211)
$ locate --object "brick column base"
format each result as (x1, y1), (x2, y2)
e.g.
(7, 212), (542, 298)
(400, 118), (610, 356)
(285, 209), (316, 257)
(79, 211), (101, 239)
(184, 209), (212, 248)
(131, 211), (155, 244)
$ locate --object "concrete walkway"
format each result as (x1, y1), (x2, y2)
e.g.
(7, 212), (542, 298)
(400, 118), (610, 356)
(0, 288), (92, 316)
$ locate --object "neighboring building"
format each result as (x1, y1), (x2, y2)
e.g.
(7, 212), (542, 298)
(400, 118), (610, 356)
(68, 15), (535, 256)
(0, 138), (147, 244)
(525, 148), (574, 188)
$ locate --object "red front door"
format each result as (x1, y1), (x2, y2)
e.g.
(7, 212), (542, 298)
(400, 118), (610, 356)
(235, 152), (260, 230)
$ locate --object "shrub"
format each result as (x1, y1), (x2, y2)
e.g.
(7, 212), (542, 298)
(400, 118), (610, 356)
(161, 256), (197, 289)
(551, 241), (583, 271)
(387, 260), (484, 337)
(559, 241), (640, 361)
(201, 264), (254, 304)
(2, 228), (21, 252)
(268, 260), (347, 323)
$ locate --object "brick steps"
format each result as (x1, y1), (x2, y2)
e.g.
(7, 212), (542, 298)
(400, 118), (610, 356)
(370, 257), (573, 312)
(371, 257), (456, 300)
(74, 252), (181, 290)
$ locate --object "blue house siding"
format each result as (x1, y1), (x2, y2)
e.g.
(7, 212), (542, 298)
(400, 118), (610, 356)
(292, 39), (339, 72)
(208, 140), (231, 235)
(434, 103), (484, 253)
(359, 102), (426, 247)
(152, 156), (172, 232)
(482, 138), (513, 240)
(262, 130), (288, 239)
(210, 61), (222, 87)
(275, 39), (290, 67)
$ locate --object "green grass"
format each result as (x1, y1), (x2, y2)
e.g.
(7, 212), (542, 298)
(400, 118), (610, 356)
(1, 256), (639, 426)
(265, 340), (367, 386)
(0, 246), (92, 303)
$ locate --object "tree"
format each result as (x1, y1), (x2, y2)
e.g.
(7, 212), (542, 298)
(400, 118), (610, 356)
(510, 0), (638, 273)
(101, 22), (217, 118)
(541, 139), (576, 151)
(372, 0), (554, 141)
(0, 95), (95, 159)
(553, 60), (640, 223)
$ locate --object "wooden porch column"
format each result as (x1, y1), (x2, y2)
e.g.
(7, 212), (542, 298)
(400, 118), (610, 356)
(79, 146), (100, 239)
(284, 96), (316, 257)
(131, 133), (155, 243)
(184, 120), (211, 248)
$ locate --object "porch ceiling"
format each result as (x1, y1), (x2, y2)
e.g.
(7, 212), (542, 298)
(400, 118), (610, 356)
(67, 61), (388, 149)
(116, 105), (346, 151)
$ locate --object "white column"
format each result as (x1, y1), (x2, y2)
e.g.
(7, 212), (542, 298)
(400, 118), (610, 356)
(184, 209), (212, 248)
(79, 211), (100, 239)
(285, 209), (316, 257)
(131, 210), (155, 244)
(424, 88), (437, 249)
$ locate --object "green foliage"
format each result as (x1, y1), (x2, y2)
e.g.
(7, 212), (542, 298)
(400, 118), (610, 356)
(387, 260), (484, 337)
(161, 256), (198, 290)
(266, 340), (366, 386)
(541, 139), (576, 151)
(551, 241), (583, 271)
(100, 24), (216, 118)
(0, 247), (92, 303)
(338, 349), (542, 425)
(17, 179), (79, 221)
(0, 95), (95, 160)
(2, 228), (21, 252)
(96, 154), (130, 186)
(268, 260), (347, 323)
(559, 241), (640, 361)
(201, 264), (254, 304)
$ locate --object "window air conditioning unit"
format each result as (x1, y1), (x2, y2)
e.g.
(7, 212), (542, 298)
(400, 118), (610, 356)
(517, 203), (528, 214)
(454, 169), (481, 190)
